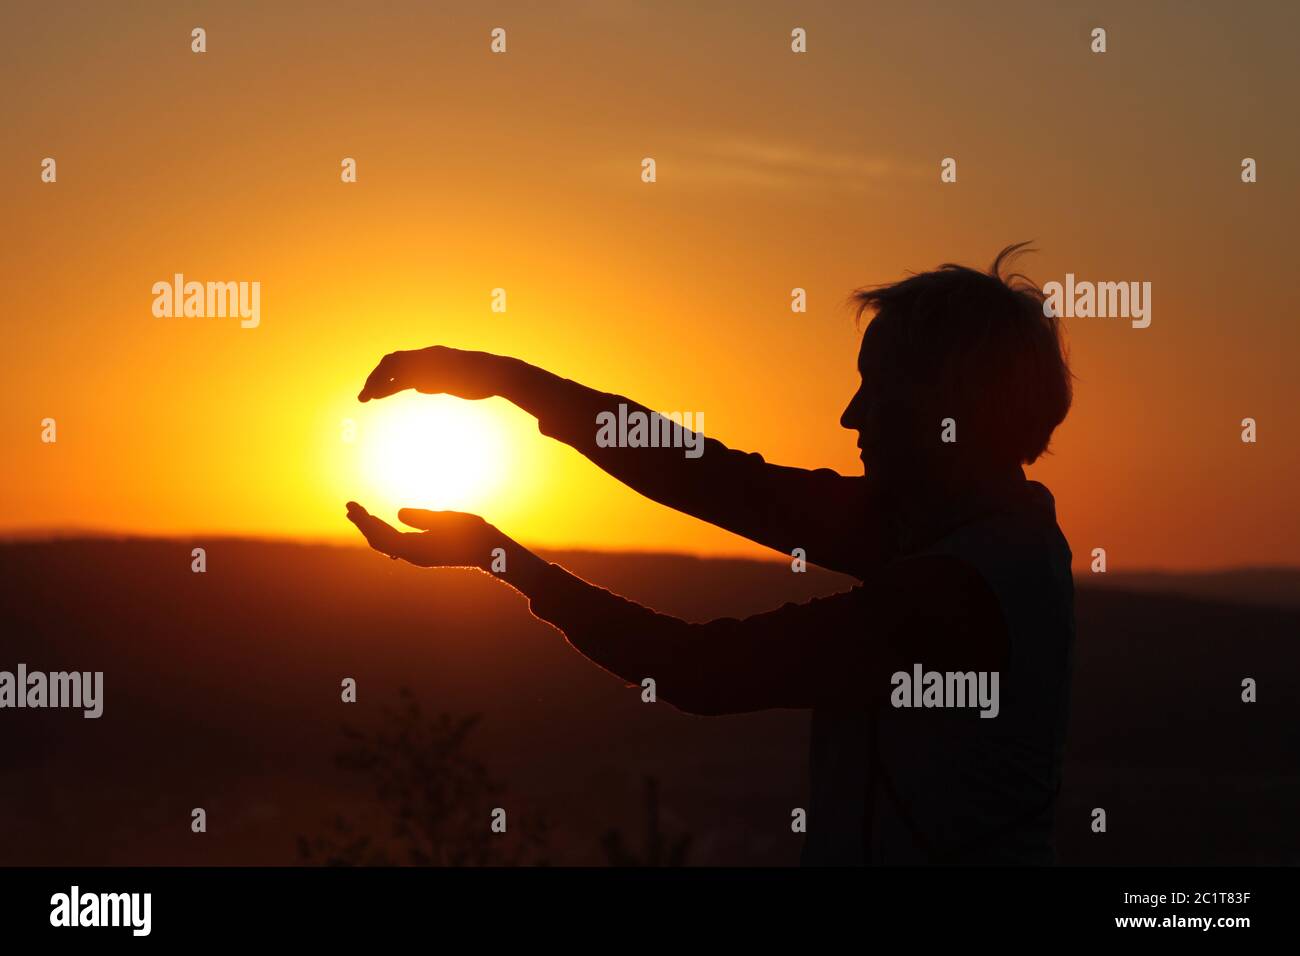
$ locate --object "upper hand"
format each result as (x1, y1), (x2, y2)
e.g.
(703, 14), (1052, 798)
(345, 501), (506, 569)
(357, 346), (510, 403)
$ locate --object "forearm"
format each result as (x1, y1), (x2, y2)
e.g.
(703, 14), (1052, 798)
(482, 535), (556, 598)
(498, 359), (749, 532)
(484, 535), (691, 684)
(500, 359), (706, 479)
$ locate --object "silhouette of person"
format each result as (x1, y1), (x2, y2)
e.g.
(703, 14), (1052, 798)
(347, 243), (1075, 865)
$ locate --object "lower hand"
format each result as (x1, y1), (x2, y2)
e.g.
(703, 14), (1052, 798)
(345, 501), (507, 570)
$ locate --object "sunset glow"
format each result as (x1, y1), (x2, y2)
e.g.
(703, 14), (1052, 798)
(2, 2), (1298, 570)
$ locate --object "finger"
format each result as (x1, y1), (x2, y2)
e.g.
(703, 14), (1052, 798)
(358, 352), (410, 402)
(397, 508), (446, 531)
(345, 501), (405, 557)
(398, 508), (483, 532)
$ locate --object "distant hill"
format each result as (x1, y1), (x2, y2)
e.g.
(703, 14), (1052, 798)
(1087, 567), (1300, 610)
(0, 538), (1296, 866)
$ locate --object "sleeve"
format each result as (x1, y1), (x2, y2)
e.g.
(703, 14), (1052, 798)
(523, 552), (1007, 717)
(530, 378), (889, 580)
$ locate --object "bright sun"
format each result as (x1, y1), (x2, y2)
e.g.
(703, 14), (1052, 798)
(358, 394), (507, 514)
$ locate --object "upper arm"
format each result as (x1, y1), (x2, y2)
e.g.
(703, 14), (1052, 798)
(691, 553), (1008, 713)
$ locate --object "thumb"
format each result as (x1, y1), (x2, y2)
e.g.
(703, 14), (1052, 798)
(397, 508), (446, 531)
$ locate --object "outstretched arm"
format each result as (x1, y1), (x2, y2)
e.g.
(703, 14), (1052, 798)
(358, 347), (890, 580)
(346, 503), (1004, 716)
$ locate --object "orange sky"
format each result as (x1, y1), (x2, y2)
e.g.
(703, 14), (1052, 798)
(3, 1), (1298, 570)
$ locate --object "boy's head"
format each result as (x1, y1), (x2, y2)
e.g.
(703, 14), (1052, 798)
(841, 243), (1072, 484)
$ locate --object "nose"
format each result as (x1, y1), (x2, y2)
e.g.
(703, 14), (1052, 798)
(841, 384), (866, 432)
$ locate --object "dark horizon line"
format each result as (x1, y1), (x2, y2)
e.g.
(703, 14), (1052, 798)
(1, 527), (1298, 578)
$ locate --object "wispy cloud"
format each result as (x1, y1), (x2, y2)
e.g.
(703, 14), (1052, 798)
(675, 137), (919, 193)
